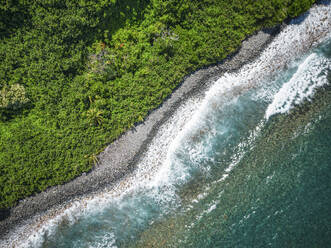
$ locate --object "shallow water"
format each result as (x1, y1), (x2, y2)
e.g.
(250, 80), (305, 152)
(3, 3), (331, 248)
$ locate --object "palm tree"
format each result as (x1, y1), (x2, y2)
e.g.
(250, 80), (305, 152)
(85, 153), (99, 166)
(86, 108), (104, 126)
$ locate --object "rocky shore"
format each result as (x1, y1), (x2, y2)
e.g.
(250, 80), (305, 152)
(0, 24), (282, 241)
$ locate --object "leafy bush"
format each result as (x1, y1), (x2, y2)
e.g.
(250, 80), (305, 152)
(0, 84), (29, 110)
(0, 84), (30, 120)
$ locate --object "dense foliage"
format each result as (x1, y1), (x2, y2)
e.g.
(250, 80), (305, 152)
(0, 0), (315, 208)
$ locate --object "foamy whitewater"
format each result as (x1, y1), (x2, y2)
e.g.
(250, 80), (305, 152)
(2, 3), (330, 248)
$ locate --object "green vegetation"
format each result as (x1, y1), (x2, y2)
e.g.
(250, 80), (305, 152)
(0, 0), (315, 208)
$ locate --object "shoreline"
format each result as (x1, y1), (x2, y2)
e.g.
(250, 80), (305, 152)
(0, 25), (282, 240)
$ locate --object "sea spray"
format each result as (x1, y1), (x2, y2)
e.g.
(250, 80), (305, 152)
(265, 52), (330, 119)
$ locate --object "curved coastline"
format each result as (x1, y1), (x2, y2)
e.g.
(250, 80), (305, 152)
(0, 25), (281, 240)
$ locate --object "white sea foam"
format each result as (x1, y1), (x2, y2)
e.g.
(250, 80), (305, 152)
(2, 3), (330, 248)
(89, 232), (117, 248)
(265, 53), (330, 119)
